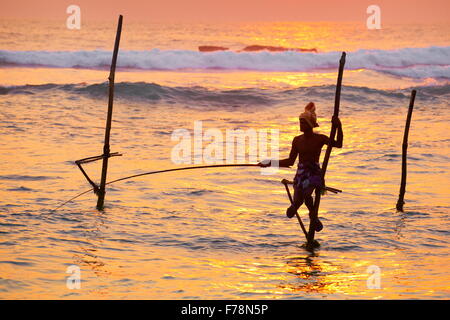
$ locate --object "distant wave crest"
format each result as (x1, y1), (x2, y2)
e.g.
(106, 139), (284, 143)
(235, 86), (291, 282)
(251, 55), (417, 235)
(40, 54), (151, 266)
(0, 46), (449, 79)
(1, 82), (449, 107)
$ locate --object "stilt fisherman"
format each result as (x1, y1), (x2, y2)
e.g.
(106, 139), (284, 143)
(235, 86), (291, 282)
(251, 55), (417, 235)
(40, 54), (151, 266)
(259, 102), (343, 231)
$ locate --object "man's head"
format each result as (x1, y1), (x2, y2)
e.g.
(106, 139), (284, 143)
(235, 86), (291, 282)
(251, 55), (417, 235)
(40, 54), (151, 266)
(299, 102), (319, 132)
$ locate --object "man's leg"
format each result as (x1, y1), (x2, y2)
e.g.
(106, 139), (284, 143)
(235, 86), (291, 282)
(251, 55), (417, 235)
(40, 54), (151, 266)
(305, 188), (323, 232)
(293, 186), (304, 209)
(304, 194), (314, 213)
(286, 186), (304, 218)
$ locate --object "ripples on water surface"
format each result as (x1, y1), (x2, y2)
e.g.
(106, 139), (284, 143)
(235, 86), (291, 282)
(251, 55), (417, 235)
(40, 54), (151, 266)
(0, 20), (449, 299)
(1, 82), (448, 299)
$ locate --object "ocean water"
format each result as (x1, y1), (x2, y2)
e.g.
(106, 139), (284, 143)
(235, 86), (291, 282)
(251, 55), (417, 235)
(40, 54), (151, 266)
(0, 20), (449, 299)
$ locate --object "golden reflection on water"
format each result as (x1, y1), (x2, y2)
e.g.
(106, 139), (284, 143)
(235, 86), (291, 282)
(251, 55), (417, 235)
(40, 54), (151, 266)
(0, 67), (438, 90)
(197, 251), (380, 299)
(1, 51), (449, 299)
(72, 215), (111, 279)
(281, 253), (371, 296)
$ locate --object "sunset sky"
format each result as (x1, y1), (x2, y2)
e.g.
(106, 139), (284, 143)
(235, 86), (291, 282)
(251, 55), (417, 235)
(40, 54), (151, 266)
(1, 0), (449, 22)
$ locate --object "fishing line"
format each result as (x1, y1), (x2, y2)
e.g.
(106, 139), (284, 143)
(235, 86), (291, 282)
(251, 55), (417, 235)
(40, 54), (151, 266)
(52, 163), (260, 211)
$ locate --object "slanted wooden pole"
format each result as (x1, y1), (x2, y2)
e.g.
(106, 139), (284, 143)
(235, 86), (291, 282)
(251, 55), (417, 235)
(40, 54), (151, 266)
(281, 179), (308, 240)
(396, 90), (416, 212)
(307, 52), (346, 247)
(97, 15), (123, 211)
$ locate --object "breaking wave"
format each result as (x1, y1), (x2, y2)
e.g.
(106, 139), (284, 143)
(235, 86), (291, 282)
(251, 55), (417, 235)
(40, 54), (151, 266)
(2, 82), (449, 107)
(0, 46), (449, 80)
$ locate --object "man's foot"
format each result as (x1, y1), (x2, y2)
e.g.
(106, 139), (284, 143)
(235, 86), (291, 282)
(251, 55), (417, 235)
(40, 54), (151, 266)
(315, 218), (323, 232)
(286, 205), (297, 218)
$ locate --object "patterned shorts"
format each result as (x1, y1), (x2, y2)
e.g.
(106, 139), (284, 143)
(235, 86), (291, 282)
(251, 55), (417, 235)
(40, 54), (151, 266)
(293, 162), (323, 195)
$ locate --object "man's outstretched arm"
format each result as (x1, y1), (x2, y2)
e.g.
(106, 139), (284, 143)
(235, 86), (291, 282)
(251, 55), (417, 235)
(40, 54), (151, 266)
(258, 137), (298, 167)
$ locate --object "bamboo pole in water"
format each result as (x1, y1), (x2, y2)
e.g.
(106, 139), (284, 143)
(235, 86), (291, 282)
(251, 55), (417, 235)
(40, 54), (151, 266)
(97, 15), (123, 211)
(396, 90), (416, 212)
(54, 164), (260, 211)
(307, 52), (346, 247)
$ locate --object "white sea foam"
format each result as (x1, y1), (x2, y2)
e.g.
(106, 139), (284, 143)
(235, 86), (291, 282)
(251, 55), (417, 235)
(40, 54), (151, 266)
(0, 46), (449, 79)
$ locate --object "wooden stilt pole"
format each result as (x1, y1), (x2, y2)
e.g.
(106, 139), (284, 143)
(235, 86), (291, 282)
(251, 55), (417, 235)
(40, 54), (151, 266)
(396, 90), (416, 212)
(97, 15), (123, 211)
(307, 52), (346, 247)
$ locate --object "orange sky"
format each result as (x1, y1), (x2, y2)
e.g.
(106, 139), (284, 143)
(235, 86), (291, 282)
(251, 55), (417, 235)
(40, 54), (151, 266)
(1, 0), (449, 22)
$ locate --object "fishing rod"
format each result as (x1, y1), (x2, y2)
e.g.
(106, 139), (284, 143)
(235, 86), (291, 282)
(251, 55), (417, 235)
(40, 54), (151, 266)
(52, 163), (260, 211)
